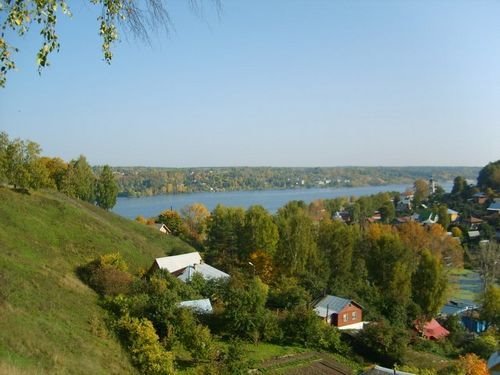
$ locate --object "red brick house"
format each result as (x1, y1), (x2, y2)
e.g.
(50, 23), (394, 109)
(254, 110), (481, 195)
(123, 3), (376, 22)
(313, 295), (364, 330)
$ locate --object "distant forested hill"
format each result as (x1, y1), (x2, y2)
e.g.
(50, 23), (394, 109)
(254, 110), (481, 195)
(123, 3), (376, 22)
(110, 166), (481, 197)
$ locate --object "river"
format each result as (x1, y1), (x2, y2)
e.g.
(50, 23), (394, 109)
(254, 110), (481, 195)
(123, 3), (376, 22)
(112, 182), (452, 219)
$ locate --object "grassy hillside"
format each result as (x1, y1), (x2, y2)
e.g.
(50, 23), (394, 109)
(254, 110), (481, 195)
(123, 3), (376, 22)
(0, 187), (194, 374)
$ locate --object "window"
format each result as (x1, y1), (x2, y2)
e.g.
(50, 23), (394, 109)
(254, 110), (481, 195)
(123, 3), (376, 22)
(352, 311), (357, 320)
(343, 313), (348, 322)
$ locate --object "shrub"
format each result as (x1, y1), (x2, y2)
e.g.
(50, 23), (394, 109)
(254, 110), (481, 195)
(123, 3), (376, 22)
(175, 308), (217, 361)
(78, 253), (133, 296)
(116, 315), (175, 375)
(357, 321), (409, 365)
(464, 330), (498, 359)
(280, 306), (342, 352)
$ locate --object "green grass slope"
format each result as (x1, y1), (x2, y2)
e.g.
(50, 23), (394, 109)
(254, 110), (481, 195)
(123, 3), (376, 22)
(0, 187), (194, 374)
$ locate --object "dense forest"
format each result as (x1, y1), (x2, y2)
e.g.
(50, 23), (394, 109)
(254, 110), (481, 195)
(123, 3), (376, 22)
(112, 166), (480, 197)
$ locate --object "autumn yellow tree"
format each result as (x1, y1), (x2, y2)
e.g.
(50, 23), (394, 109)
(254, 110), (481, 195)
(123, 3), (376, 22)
(249, 250), (274, 283)
(455, 353), (489, 375)
(181, 203), (210, 242)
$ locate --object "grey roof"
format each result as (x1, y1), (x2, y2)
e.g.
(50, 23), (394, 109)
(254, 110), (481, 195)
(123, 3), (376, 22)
(440, 300), (477, 316)
(488, 352), (500, 371)
(362, 365), (415, 375)
(177, 263), (230, 282)
(178, 299), (213, 314)
(313, 295), (360, 318)
(488, 202), (500, 211)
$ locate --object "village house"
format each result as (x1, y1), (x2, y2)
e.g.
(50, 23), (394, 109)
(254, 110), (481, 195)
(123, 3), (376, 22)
(462, 216), (483, 230)
(440, 300), (487, 334)
(149, 251), (229, 282)
(313, 295), (364, 330)
(154, 223), (172, 235)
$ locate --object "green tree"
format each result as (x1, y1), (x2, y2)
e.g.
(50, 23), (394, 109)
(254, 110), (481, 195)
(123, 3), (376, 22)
(3, 136), (49, 190)
(478, 285), (500, 327)
(116, 315), (175, 375)
(281, 305), (341, 351)
(379, 200), (396, 223)
(0, 131), (9, 183)
(358, 320), (409, 365)
(477, 160), (500, 191)
(175, 309), (216, 361)
(61, 155), (96, 202)
(437, 204), (450, 230)
(412, 249), (448, 319)
(95, 165), (118, 209)
(240, 205), (279, 258)
(317, 219), (358, 294)
(223, 276), (269, 342)
(363, 227), (414, 324)
(267, 276), (311, 309)
(157, 209), (185, 235)
(205, 205), (245, 267)
(451, 176), (468, 196)
(414, 179), (430, 204)
(274, 202), (318, 276)
(40, 156), (68, 190)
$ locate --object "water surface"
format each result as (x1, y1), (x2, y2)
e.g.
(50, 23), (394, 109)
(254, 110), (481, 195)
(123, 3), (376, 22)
(113, 183), (433, 219)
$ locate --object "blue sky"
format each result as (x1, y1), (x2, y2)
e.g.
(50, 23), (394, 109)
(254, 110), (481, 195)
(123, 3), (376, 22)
(1, 0), (499, 167)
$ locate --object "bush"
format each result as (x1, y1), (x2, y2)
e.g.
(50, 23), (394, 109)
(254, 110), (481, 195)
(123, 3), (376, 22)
(78, 253), (133, 296)
(280, 306), (342, 352)
(464, 331), (498, 359)
(116, 315), (175, 375)
(357, 321), (408, 365)
(175, 309), (217, 361)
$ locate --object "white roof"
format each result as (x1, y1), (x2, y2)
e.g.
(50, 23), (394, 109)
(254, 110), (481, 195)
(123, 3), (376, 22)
(178, 299), (213, 314)
(177, 263), (230, 282)
(468, 230), (480, 238)
(155, 252), (202, 273)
